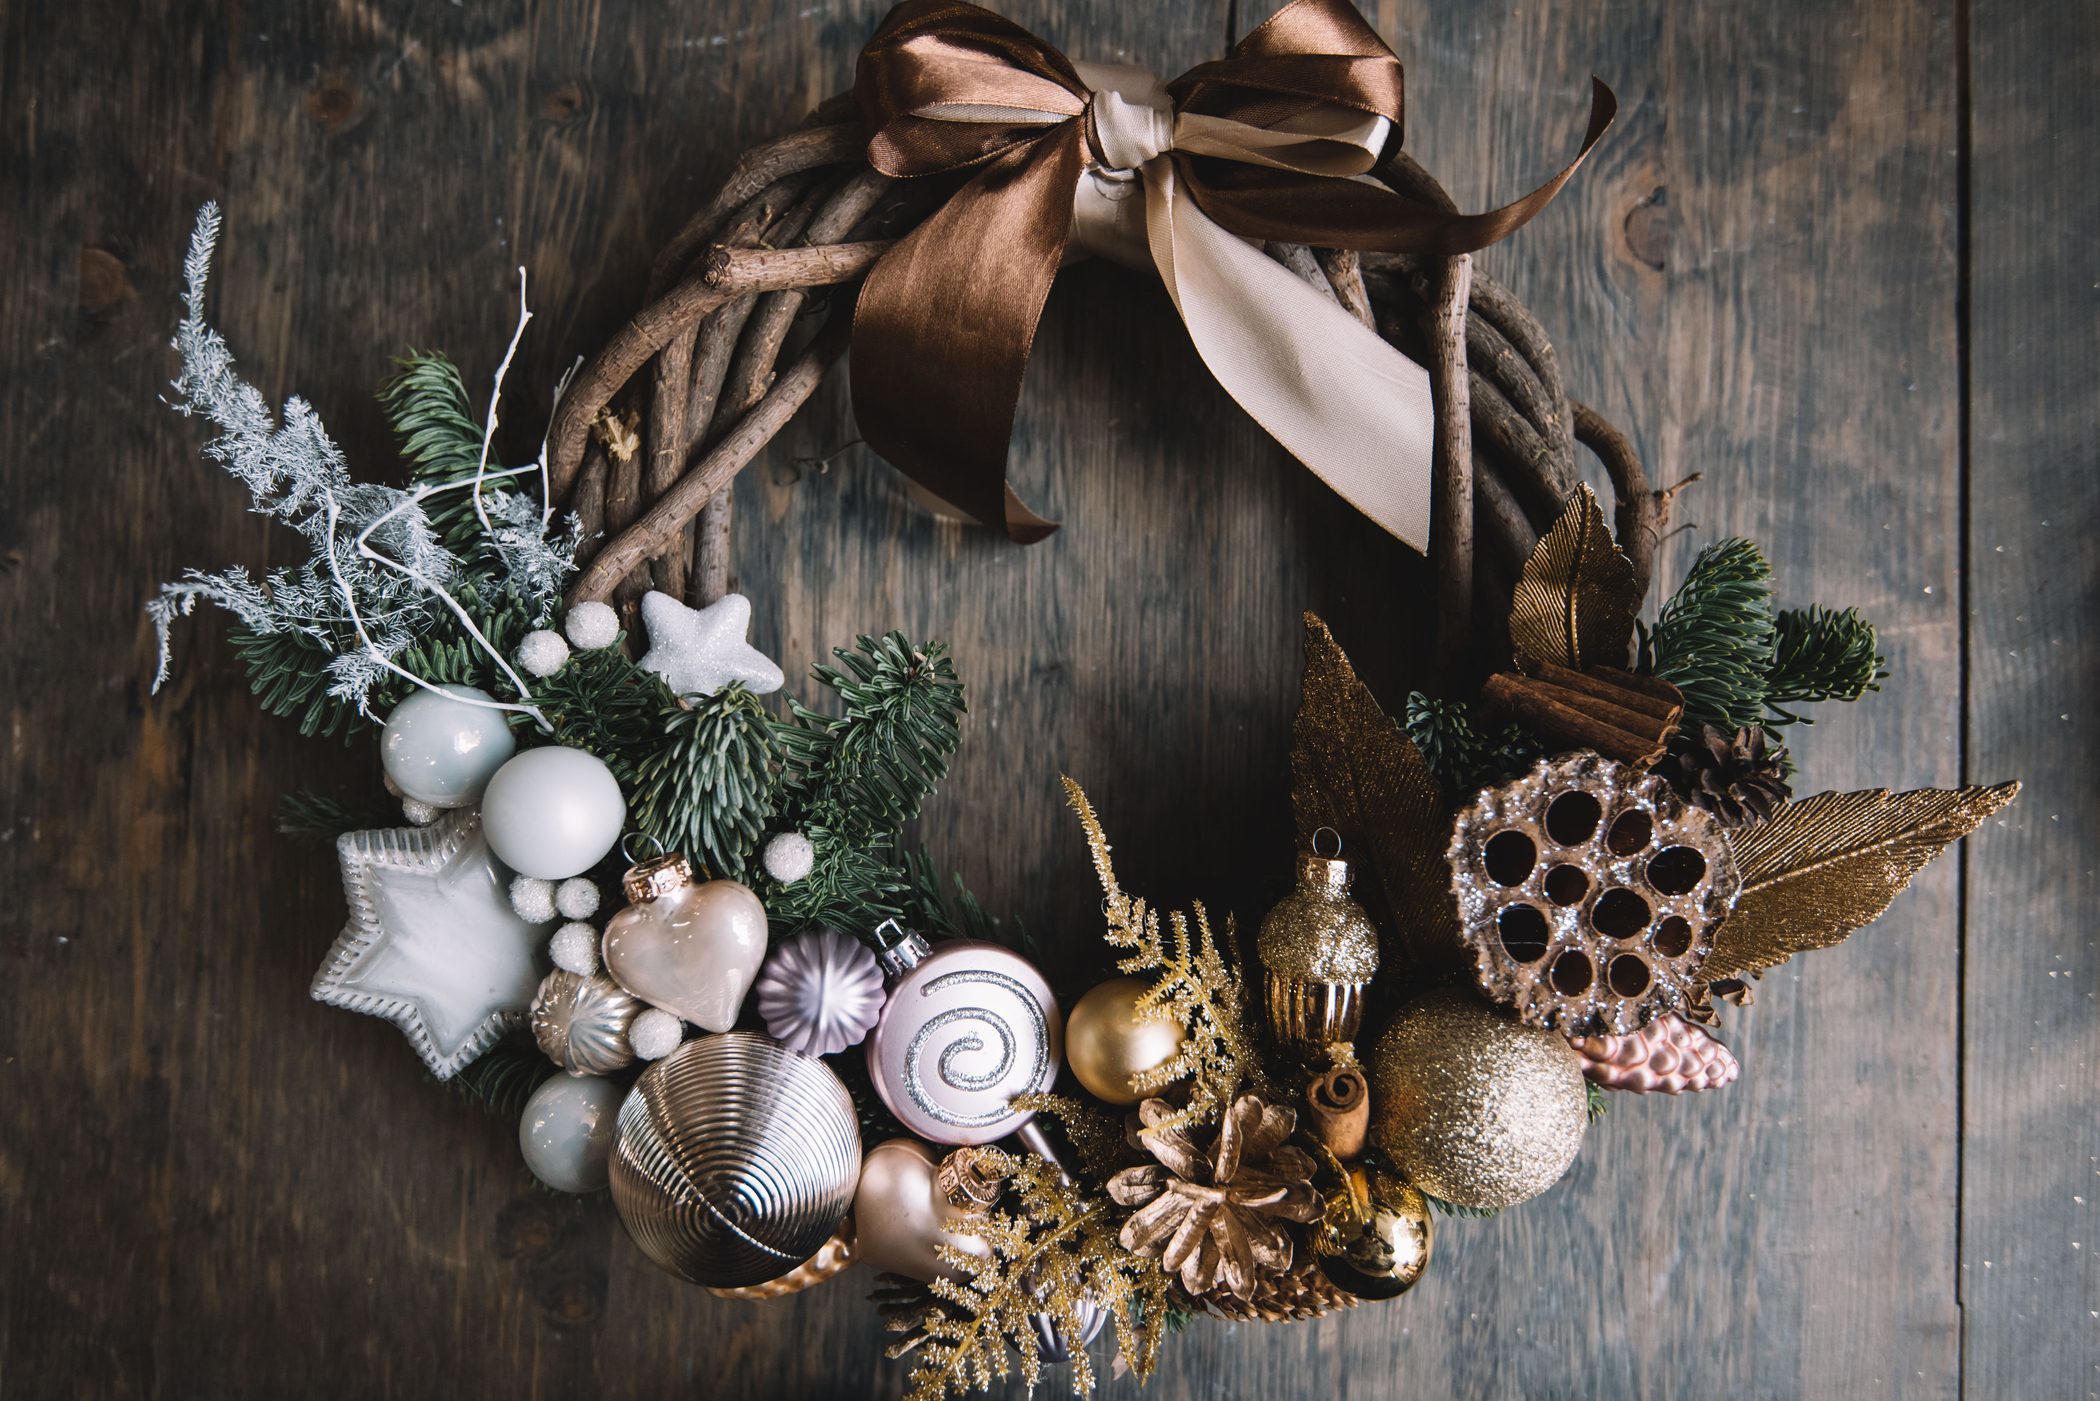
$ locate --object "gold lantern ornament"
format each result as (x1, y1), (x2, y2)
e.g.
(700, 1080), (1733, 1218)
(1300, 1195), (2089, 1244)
(1064, 976), (1188, 1106)
(1368, 988), (1587, 1210)
(1257, 834), (1381, 1050)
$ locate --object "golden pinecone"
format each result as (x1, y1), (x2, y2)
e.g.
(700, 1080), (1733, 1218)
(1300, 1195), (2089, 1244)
(1193, 1251), (1360, 1324)
(1108, 1094), (1322, 1299)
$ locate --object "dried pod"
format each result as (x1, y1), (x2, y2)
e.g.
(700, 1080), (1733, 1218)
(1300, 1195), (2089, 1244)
(1571, 1016), (1740, 1094)
(530, 969), (643, 1076)
(1448, 752), (1740, 1035)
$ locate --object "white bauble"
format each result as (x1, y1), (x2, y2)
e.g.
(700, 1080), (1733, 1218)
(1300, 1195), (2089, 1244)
(762, 831), (816, 884)
(481, 746), (627, 879)
(380, 684), (517, 808)
(628, 1008), (683, 1060)
(518, 1074), (625, 1193)
(555, 877), (602, 920)
(564, 600), (621, 651)
(515, 629), (571, 678)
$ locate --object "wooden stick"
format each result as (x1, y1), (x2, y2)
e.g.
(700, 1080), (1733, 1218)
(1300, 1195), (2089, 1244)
(547, 238), (890, 502)
(568, 443), (608, 567)
(1315, 246), (1375, 330)
(568, 316), (851, 605)
(1573, 401), (1659, 602)
(1267, 241), (1343, 307)
(692, 494), (735, 606)
(646, 125), (861, 296)
(1429, 253), (1475, 675)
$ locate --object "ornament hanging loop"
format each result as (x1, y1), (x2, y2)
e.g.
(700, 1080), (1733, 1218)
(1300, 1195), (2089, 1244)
(620, 830), (670, 866)
(1312, 826), (1344, 858)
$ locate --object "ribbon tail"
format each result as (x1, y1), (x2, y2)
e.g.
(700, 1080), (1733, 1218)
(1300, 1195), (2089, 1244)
(1142, 155), (1433, 551)
(851, 125), (1084, 543)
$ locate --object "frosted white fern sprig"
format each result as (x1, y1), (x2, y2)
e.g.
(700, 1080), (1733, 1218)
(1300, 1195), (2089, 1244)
(150, 203), (572, 729)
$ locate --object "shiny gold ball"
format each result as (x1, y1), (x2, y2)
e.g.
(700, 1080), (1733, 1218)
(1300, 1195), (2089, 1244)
(1368, 988), (1587, 1210)
(1064, 977), (1187, 1106)
(1319, 1173), (1434, 1300)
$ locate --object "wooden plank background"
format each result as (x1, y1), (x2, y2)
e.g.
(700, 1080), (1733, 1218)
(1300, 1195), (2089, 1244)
(1, 0), (2091, 1396)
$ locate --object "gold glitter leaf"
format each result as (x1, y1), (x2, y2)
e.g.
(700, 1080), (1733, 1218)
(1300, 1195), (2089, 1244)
(1289, 614), (1464, 982)
(1701, 781), (2020, 982)
(1506, 485), (1641, 671)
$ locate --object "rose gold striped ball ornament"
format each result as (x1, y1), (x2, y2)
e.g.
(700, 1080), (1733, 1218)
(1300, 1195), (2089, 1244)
(610, 1031), (862, 1287)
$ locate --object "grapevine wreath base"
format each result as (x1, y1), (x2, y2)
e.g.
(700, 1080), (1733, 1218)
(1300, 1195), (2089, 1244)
(149, 2), (2018, 1396)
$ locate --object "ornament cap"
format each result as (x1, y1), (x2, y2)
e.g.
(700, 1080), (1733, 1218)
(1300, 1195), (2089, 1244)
(1294, 850), (1355, 899)
(622, 851), (695, 903)
(869, 918), (934, 977)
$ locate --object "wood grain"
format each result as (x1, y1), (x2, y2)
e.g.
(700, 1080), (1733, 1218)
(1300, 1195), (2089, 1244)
(1960, 1), (2100, 1393)
(0, 0), (2087, 1397)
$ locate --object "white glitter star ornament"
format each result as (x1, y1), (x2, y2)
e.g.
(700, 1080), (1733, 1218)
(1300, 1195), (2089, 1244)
(312, 810), (551, 1078)
(636, 590), (784, 699)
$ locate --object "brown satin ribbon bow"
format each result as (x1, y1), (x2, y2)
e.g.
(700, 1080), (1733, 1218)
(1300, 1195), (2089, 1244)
(851, 0), (1615, 544)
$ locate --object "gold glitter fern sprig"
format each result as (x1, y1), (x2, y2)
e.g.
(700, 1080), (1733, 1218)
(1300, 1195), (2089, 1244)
(886, 1151), (1171, 1400)
(1061, 777), (1261, 1129)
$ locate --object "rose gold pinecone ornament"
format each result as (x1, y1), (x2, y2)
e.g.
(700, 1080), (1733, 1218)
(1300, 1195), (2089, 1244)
(1448, 752), (1741, 1036)
(1194, 1250), (1361, 1323)
(1571, 1016), (1740, 1094)
(1107, 1095), (1322, 1299)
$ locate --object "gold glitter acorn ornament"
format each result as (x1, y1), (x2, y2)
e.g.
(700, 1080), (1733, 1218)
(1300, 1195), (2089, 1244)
(1369, 988), (1587, 1210)
(1064, 976), (1188, 1106)
(1256, 839), (1381, 1050)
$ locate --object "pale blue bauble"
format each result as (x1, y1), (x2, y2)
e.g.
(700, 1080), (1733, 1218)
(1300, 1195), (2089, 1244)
(519, 1073), (626, 1193)
(481, 745), (627, 879)
(380, 684), (517, 808)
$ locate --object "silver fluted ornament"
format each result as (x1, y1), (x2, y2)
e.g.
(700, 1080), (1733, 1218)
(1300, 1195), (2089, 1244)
(610, 1031), (862, 1288)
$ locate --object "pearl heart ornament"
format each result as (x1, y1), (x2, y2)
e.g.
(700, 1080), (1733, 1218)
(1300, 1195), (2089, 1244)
(601, 852), (769, 1032)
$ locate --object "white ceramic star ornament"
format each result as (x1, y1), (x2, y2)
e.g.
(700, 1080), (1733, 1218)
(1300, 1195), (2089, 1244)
(312, 809), (550, 1079)
(637, 590), (784, 699)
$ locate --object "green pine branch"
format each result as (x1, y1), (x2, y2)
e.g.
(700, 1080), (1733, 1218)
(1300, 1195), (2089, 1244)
(1643, 537), (1777, 733)
(1765, 605), (1885, 725)
(1403, 693), (1542, 797)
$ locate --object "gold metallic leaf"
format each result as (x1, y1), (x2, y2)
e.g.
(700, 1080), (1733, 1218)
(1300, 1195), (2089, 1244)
(1289, 614), (1464, 981)
(1701, 781), (2020, 982)
(1506, 485), (1641, 671)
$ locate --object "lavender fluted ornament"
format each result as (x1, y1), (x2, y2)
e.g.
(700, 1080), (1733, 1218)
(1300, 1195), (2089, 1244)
(864, 920), (1062, 1146)
(755, 928), (887, 1057)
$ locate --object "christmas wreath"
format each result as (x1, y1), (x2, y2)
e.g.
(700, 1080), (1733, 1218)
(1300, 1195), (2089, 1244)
(147, 2), (2017, 1396)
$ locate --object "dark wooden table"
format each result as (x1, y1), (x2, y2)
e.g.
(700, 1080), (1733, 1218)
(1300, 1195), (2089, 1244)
(4, 1), (2093, 1397)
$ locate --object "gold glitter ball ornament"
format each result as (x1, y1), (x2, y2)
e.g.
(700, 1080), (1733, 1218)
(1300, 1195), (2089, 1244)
(1063, 977), (1188, 1106)
(1368, 988), (1587, 1210)
(1257, 848), (1382, 1049)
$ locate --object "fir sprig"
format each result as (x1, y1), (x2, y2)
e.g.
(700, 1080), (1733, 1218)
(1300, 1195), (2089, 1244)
(276, 788), (395, 844)
(1403, 692), (1542, 798)
(1643, 537), (1777, 733)
(1765, 605), (1885, 725)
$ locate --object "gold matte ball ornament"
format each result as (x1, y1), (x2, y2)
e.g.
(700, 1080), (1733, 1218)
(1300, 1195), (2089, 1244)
(1368, 988), (1587, 1210)
(1063, 977), (1187, 1106)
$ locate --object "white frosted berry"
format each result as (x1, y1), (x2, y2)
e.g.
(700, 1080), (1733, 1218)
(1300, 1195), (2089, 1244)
(563, 600), (620, 651)
(554, 877), (601, 921)
(763, 831), (816, 884)
(629, 1008), (683, 1060)
(515, 629), (571, 678)
(548, 922), (600, 976)
(400, 798), (439, 827)
(509, 875), (557, 924)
